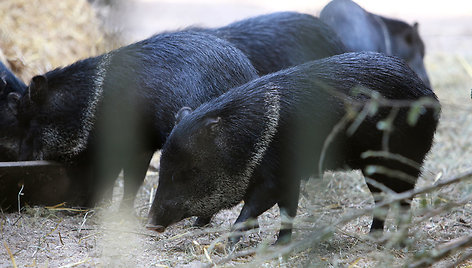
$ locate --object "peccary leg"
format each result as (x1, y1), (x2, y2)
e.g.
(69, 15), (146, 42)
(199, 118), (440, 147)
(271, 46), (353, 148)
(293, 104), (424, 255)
(367, 179), (413, 232)
(193, 216), (213, 227)
(121, 150), (154, 209)
(275, 180), (301, 245)
(229, 187), (278, 246)
(66, 165), (101, 207)
(366, 183), (387, 231)
(93, 161), (123, 206)
(362, 160), (419, 232)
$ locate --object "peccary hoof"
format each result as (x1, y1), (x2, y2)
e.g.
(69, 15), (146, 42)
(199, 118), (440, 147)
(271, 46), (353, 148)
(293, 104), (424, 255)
(274, 229), (292, 245)
(227, 234), (243, 250)
(193, 216), (212, 227)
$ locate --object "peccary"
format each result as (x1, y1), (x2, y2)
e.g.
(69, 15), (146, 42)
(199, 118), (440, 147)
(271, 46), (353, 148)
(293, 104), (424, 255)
(10, 31), (258, 207)
(0, 62), (26, 95)
(0, 61), (26, 161)
(320, 0), (431, 87)
(193, 11), (347, 76)
(147, 52), (440, 244)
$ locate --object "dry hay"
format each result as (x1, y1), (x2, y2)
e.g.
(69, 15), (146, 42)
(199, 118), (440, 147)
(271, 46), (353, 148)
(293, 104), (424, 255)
(0, 0), (120, 83)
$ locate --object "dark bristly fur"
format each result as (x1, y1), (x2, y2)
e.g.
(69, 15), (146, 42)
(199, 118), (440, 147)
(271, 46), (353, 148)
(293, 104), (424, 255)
(0, 61), (26, 96)
(11, 30), (258, 207)
(0, 61), (26, 161)
(192, 11), (347, 75)
(320, 0), (431, 87)
(148, 52), (440, 244)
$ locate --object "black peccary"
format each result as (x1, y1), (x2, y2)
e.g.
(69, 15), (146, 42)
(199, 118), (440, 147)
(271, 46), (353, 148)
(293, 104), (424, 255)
(0, 61), (26, 161)
(320, 0), (431, 87)
(147, 52), (440, 244)
(9, 31), (258, 207)
(192, 11), (347, 76)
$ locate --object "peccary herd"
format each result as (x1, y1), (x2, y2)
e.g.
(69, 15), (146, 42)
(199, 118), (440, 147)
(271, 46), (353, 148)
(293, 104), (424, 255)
(1, 0), (441, 245)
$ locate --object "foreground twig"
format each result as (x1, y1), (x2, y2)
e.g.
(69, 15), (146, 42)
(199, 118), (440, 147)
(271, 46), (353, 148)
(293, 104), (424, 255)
(408, 234), (472, 268)
(210, 169), (472, 266)
(447, 249), (472, 268)
(457, 55), (472, 79)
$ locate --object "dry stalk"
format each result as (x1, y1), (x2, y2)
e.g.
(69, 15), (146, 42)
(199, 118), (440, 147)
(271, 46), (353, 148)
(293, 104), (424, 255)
(78, 210), (94, 235)
(17, 184), (24, 214)
(3, 241), (18, 268)
(58, 258), (91, 268)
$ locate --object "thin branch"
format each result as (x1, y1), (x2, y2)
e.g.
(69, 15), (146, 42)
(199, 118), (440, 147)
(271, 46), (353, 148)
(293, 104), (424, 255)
(319, 114), (351, 177)
(407, 234), (472, 268)
(212, 169), (472, 266)
(361, 150), (421, 170)
(446, 249), (472, 268)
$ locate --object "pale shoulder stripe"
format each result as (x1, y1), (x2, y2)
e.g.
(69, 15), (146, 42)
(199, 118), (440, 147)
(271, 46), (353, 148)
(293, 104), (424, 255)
(242, 85), (281, 180)
(69, 53), (112, 157)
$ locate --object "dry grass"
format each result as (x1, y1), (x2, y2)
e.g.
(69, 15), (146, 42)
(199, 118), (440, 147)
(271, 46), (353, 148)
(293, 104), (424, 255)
(1, 1), (472, 267)
(0, 0), (121, 83)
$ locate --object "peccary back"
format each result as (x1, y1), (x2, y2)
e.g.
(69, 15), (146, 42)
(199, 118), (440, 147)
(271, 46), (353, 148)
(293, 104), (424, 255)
(194, 11), (347, 75)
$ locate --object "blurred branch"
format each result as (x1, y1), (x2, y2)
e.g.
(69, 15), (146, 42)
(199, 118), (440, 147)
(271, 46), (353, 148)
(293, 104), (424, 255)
(457, 55), (472, 79)
(403, 192), (472, 267)
(380, 107), (399, 151)
(361, 151), (421, 170)
(414, 192), (472, 227)
(447, 249), (472, 268)
(319, 114), (351, 176)
(408, 234), (472, 268)
(211, 169), (472, 266)
(322, 83), (441, 111)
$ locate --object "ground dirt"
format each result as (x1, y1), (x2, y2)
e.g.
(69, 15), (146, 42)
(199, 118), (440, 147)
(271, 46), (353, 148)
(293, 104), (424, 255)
(1, 1), (472, 267)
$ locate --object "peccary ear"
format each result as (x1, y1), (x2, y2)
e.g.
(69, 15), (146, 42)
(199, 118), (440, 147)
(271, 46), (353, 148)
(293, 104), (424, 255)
(203, 117), (221, 134)
(413, 22), (419, 31)
(29, 75), (48, 103)
(175, 107), (193, 124)
(7, 92), (21, 116)
(405, 28), (415, 45)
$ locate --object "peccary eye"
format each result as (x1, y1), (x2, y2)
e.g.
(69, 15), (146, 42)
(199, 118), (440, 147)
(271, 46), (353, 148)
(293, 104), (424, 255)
(405, 32), (414, 45)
